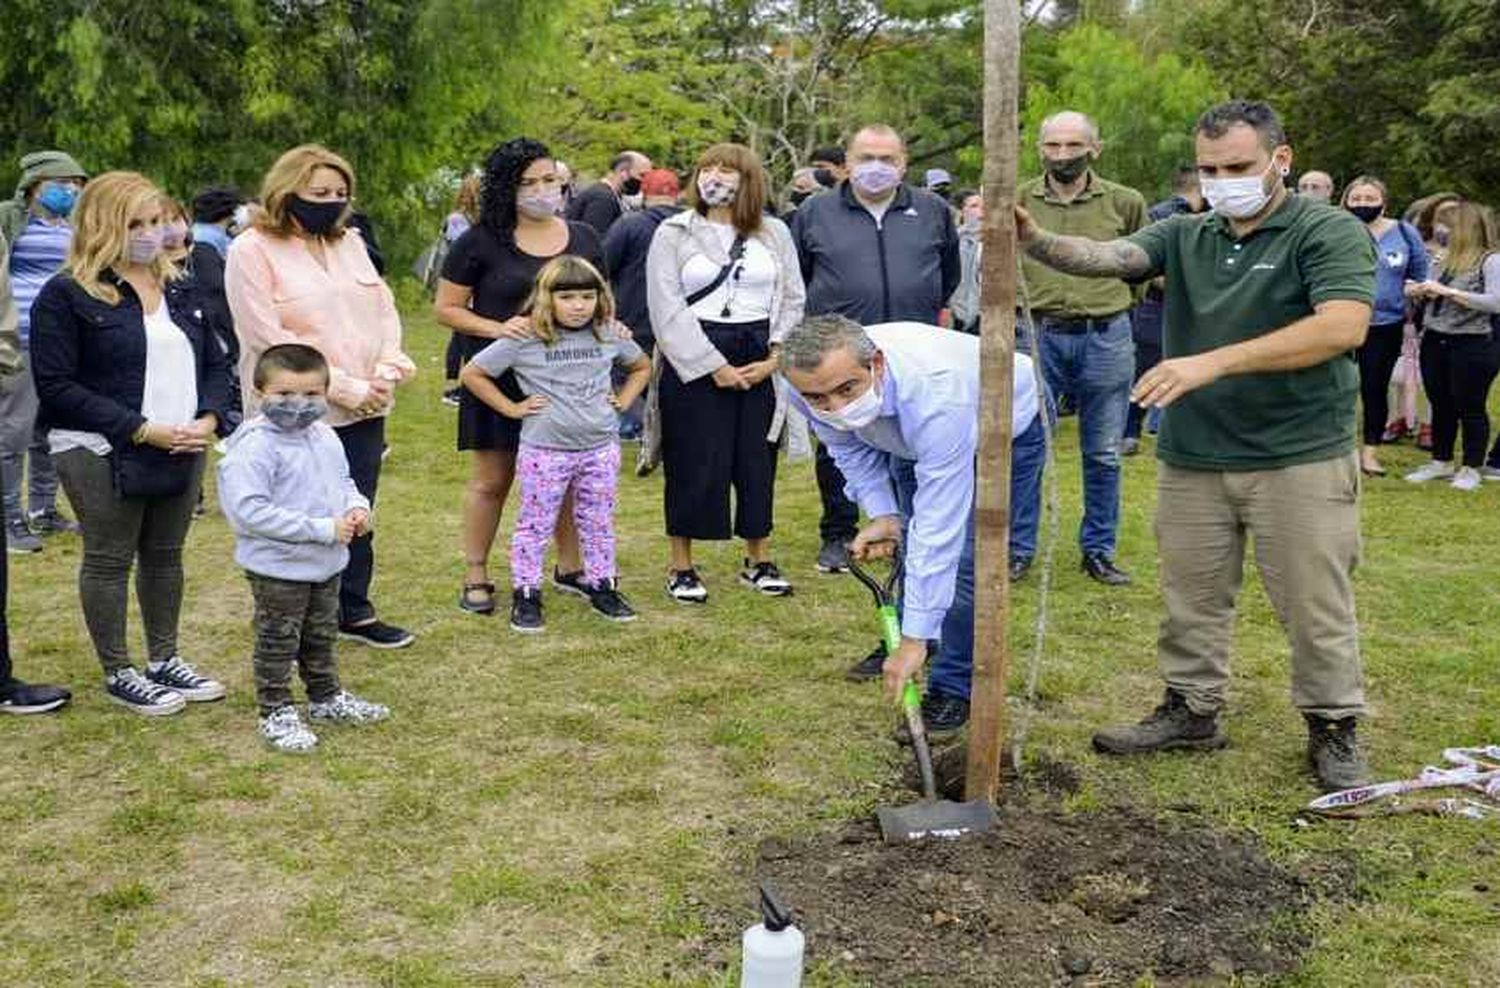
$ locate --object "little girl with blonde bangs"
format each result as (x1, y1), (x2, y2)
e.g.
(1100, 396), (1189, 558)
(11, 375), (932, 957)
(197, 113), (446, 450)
(460, 255), (650, 632)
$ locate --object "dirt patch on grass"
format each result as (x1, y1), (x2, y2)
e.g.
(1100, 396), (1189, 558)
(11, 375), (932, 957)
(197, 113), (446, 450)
(725, 757), (1348, 987)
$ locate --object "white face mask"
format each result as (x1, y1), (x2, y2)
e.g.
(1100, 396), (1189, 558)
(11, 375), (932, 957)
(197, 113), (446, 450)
(1201, 159), (1283, 220)
(809, 377), (882, 431)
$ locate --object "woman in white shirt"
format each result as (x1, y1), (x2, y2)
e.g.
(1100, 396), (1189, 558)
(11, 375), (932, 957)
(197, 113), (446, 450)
(645, 143), (806, 603)
(30, 171), (235, 716)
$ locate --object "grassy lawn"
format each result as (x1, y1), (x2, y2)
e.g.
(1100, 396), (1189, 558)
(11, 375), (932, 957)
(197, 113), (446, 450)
(3, 308), (1499, 987)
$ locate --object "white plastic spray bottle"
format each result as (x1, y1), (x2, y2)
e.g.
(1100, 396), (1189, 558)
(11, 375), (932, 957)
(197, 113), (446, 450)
(740, 882), (804, 988)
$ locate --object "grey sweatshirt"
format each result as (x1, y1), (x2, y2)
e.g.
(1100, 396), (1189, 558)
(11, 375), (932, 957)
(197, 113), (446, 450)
(217, 417), (369, 582)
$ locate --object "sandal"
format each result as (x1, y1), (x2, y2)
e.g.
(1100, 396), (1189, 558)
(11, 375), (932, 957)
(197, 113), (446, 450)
(459, 582), (497, 615)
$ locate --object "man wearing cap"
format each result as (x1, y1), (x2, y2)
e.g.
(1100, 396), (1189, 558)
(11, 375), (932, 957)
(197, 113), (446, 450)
(1020, 110), (1147, 588)
(924, 168), (954, 202)
(602, 169), (682, 450)
(0, 150), (88, 552)
(190, 186), (249, 430)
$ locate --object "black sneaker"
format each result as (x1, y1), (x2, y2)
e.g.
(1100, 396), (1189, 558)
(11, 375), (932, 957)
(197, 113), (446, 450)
(739, 559), (793, 596)
(1082, 553), (1131, 586)
(145, 656), (227, 702)
(666, 568), (708, 604)
(552, 568), (590, 599)
(338, 620), (416, 649)
(846, 641), (888, 682)
(588, 578), (638, 622)
(6, 519), (41, 554)
(106, 667), (186, 717)
(0, 677), (71, 715)
(509, 588), (545, 633)
(1092, 689), (1227, 755)
(1305, 715), (1371, 792)
(441, 387), (462, 407)
(816, 539), (850, 574)
(894, 691), (971, 743)
(1009, 556), (1032, 583)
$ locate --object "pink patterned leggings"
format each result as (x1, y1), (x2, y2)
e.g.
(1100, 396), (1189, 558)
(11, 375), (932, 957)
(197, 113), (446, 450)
(510, 442), (620, 590)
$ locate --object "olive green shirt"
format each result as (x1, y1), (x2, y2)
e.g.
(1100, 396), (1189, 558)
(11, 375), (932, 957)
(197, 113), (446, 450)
(1019, 171), (1146, 318)
(1127, 194), (1376, 472)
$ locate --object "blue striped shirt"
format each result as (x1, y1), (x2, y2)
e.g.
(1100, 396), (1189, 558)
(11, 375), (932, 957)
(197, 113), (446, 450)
(9, 216), (73, 345)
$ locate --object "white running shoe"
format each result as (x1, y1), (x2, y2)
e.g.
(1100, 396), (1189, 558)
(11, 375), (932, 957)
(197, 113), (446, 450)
(1404, 460), (1456, 483)
(1451, 466), (1482, 491)
(260, 705), (318, 752)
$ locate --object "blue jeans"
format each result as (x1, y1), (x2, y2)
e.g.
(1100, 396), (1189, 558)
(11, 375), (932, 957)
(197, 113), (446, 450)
(890, 412), (1047, 702)
(1038, 315), (1134, 556)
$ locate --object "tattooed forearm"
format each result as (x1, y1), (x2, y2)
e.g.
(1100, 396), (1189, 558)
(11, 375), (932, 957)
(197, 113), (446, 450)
(1025, 231), (1154, 280)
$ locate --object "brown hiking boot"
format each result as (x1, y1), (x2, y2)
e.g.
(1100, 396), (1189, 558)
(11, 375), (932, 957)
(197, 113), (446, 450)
(1305, 715), (1371, 792)
(1092, 689), (1228, 755)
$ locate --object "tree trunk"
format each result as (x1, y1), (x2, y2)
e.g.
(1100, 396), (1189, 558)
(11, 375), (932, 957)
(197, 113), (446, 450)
(965, 0), (1022, 805)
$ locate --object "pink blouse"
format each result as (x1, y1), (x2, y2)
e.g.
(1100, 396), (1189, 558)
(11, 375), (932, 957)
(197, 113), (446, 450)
(225, 226), (415, 427)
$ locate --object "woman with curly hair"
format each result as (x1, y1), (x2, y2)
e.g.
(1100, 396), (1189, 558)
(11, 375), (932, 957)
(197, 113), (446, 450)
(434, 137), (601, 615)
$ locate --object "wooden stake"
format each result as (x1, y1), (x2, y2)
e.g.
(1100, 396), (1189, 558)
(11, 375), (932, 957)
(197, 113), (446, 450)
(965, 0), (1022, 804)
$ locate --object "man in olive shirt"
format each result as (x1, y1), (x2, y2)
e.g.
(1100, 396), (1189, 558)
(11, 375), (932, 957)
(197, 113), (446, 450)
(1020, 111), (1146, 586)
(1016, 99), (1377, 791)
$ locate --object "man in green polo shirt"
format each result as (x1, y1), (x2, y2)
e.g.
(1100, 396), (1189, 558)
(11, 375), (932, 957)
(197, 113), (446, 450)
(1020, 111), (1146, 587)
(1016, 99), (1377, 792)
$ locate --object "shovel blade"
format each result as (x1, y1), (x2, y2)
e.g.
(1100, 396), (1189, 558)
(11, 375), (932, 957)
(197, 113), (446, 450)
(877, 798), (996, 843)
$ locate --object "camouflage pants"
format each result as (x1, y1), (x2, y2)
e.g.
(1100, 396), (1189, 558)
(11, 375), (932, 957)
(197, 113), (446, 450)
(247, 572), (342, 715)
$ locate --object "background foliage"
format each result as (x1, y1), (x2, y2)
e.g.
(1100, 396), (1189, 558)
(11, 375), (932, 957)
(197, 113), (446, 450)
(1, 0), (1494, 269)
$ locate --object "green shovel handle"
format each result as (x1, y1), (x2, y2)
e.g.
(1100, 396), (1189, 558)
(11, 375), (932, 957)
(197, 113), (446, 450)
(878, 604), (902, 654)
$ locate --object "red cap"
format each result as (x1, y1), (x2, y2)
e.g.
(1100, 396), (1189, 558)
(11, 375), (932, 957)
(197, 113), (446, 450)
(640, 169), (680, 198)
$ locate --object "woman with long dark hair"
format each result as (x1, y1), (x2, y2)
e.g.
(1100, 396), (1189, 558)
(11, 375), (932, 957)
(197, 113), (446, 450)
(433, 138), (597, 616)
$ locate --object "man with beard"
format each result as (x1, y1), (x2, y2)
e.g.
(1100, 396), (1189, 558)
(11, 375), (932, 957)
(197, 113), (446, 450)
(1019, 110), (1146, 587)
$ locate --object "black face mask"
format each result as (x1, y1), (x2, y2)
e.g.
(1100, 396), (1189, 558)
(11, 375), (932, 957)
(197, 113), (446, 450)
(620, 176), (642, 196)
(288, 195), (347, 236)
(1044, 153), (1092, 184)
(788, 190), (812, 207)
(1348, 204), (1383, 224)
(812, 167), (837, 188)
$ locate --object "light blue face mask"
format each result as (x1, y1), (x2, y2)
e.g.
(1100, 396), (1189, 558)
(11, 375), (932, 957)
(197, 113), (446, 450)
(35, 182), (78, 218)
(262, 395), (328, 431)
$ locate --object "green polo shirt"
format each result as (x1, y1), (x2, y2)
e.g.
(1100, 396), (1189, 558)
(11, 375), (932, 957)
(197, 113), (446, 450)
(1127, 194), (1376, 472)
(1019, 171), (1146, 318)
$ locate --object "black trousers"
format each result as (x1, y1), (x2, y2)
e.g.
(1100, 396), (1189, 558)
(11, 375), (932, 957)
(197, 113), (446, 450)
(444, 333), (463, 380)
(815, 442), (859, 543)
(659, 321), (776, 541)
(333, 416), (386, 625)
(1357, 322), (1406, 445)
(0, 519), (10, 683)
(1420, 332), (1500, 467)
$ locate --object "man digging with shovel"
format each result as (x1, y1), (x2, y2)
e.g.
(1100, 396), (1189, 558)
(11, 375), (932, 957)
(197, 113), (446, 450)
(779, 316), (1043, 737)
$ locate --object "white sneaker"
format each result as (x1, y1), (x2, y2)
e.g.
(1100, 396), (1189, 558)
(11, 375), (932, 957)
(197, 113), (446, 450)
(1405, 460), (1455, 483)
(1451, 467), (1482, 491)
(1480, 465), (1500, 482)
(260, 705), (318, 752)
(308, 690), (390, 725)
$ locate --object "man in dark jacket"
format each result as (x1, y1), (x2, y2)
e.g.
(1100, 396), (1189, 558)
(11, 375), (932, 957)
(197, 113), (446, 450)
(790, 123), (959, 680)
(603, 168), (681, 450)
(567, 151), (653, 238)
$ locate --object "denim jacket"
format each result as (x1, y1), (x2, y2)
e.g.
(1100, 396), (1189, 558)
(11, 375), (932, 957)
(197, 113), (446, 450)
(30, 271), (234, 445)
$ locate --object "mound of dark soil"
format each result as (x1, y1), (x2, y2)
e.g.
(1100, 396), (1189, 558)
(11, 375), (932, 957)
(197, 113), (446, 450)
(729, 761), (1348, 986)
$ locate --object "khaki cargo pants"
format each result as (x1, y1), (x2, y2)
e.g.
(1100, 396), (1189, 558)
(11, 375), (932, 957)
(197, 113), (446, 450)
(1155, 452), (1365, 720)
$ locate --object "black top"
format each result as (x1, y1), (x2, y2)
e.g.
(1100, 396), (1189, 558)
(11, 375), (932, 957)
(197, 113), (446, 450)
(565, 182), (623, 238)
(601, 204), (680, 347)
(30, 272), (235, 446)
(187, 242), (236, 356)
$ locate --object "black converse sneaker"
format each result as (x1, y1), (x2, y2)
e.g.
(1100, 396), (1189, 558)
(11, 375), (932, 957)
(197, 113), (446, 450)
(106, 667), (186, 716)
(509, 588), (545, 633)
(739, 559), (793, 596)
(588, 578), (638, 622)
(338, 620), (416, 649)
(666, 568), (708, 604)
(145, 656), (227, 702)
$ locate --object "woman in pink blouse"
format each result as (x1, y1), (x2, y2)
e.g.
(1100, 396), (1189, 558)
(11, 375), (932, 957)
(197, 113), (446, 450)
(226, 144), (417, 649)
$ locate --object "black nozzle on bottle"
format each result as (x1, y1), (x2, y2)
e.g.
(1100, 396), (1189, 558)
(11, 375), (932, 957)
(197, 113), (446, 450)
(758, 881), (794, 932)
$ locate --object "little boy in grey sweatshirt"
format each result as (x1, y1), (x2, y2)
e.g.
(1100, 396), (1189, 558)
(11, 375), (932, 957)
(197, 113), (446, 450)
(217, 344), (389, 752)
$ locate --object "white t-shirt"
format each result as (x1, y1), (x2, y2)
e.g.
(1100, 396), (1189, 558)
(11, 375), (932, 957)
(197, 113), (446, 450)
(680, 222), (777, 324)
(50, 303), (198, 456)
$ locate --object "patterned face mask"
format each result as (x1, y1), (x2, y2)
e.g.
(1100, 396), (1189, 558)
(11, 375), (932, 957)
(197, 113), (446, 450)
(697, 174), (740, 207)
(261, 395), (328, 431)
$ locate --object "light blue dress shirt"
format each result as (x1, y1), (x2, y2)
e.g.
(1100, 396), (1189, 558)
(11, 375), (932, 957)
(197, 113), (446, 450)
(788, 322), (1039, 640)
